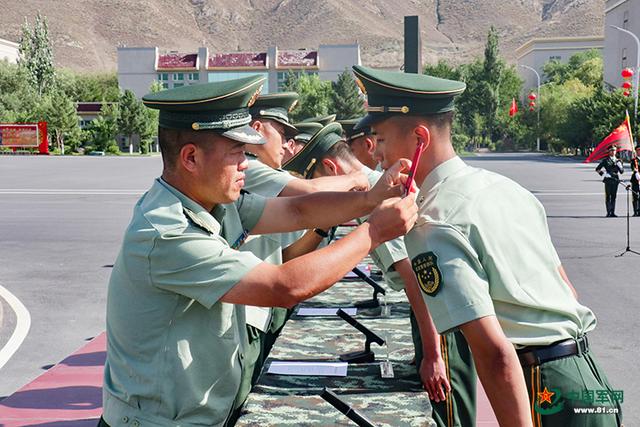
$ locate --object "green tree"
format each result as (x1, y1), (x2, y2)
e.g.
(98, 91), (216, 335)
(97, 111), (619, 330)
(41, 91), (81, 154)
(423, 59), (462, 80)
(330, 69), (365, 119)
(87, 103), (120, 152)
(543, 49), (602, 87)
(118, 90), (148, 152)
(478, 26), (504, 143)
(57, 69), (120, 102)
(286, 74), (333, 122)
(18, 12), (55, 97)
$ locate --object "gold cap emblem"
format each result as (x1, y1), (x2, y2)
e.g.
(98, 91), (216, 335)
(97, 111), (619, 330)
(247, 86), (262, 108)
(192, 122), (200, 130)
(355, 78), (367, 95)
(289, 99), (299, 113)
(401, 106), (410, 114)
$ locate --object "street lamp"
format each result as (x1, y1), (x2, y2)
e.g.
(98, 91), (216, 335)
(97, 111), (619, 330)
(610, 25), (640, 129)
(518, 64), (541, 151)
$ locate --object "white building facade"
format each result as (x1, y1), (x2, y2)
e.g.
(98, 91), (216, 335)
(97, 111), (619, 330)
(0, 37), (19, 64)
(604, 0), (640, 89)
(118, 44), (361, 98)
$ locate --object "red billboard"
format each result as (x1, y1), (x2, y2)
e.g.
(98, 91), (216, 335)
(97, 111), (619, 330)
(0, 122), (49, 154)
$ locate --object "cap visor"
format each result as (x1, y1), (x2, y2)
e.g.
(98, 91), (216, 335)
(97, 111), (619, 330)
(354, 114), (381, 131)
(220, 124), (265, 145)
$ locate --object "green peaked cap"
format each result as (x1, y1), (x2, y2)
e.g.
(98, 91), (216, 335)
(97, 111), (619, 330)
(283, 122), (343, 178)
(142, 75), (266, 145)
(292, 122), (323, 144)
(302, 114), (336, 126)
(250, 92), (299, 137)
(352, 65), (466, 129)
(338, 117), (372, 141)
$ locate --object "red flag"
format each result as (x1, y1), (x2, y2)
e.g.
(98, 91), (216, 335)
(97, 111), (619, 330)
(584, 114), (634, 163)
(509, 98), (518, 117)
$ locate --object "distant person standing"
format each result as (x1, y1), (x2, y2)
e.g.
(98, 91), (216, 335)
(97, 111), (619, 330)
(596, 146), (624, 217)
(630, 146), (640, 216)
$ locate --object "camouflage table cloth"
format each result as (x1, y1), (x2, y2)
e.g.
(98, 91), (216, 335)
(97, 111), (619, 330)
(236, 228), (435, 426)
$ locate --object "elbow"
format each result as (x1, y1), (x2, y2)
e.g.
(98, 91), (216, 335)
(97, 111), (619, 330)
(271, 275), (302, 309)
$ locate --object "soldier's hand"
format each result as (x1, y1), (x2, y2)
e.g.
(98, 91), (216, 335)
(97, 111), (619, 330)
(367, 192), (418, 246)
(347, 170), (370, 191)
(419, 355), (451, 403)
(367, 158), (411, 205)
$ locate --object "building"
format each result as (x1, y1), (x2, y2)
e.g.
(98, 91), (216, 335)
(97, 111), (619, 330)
(0, 37), (19, 64)
(515, 36), (604, 93)
(118, 44), (361, 98)
(604, 0), (640, 89)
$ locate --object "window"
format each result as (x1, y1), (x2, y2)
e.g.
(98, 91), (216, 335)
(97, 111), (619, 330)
(158, 73), (168, 81)
(623, 10), (630, 29)
(549, 55), (561, 61)
(622, 48), (628, 68)
(208, 71), (269, 93)
(173, 83), (184, 88)
(173, 73), (184, 81)
(189, 73), (200, 81)
(162, 83), (169, 89)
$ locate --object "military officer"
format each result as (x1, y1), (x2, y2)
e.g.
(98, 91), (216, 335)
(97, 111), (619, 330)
(629, 146), (640, 216)
(353, 64), (622, 427)
(284, 122), (472, 416)
(283, 121), (322, 163)
(596, 146), (624, 217)
(100, 75), (417, 427)
(339, 118), (380, 171)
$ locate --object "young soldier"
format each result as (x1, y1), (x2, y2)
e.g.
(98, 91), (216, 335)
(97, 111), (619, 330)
(339, 118), (380, 171)
(100, 76), (418, 426)
(284, 122), (474, 427)
(283, 122), (322, 163)
(353, 65), (622, 427)
(596, 146), (624, 217)
(628, 146), (640, 216)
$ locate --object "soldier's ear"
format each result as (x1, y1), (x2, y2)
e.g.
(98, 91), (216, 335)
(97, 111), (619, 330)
(414, 125), (431, 152)
(364, 137), (376, 154)
(320, 158), (339, 176)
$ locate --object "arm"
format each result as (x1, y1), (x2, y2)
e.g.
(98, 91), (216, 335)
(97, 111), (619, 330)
(279, 171), (370, 196)
(558, 264), (578, 299)
(253, 159), (409, 235)
(222, 195), (418, 307)
(282, 229), (325, 262)
(394, 259), (450, 403)
(595, 160), (604, 174)
(460, 316), (533, 427)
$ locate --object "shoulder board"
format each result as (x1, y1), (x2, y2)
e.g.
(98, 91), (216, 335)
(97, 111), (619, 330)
(183, 208), (218, 235)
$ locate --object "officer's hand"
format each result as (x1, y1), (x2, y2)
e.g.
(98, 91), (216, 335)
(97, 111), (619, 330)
(347, 170), (370, 192)
(367, 158), (411, 205)
(367, 192), (418, 246)
(419, 355), (451, 403)
(626, 185), (631, 191)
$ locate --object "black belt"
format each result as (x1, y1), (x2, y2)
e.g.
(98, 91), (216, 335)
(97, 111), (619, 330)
(517, 335), (589, 367)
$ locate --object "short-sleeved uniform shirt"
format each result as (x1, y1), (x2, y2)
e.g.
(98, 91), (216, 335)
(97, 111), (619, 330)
(358, 166), (409, 291)
(404, 157), (596, 346)
(239, 156), (302, 330)
(103, 178), (266, 426)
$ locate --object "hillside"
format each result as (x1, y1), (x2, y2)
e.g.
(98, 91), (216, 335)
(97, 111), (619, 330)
(0, 0), (604, 72)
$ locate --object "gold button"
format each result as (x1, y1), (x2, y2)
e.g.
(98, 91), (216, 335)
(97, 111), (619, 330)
(192, 122), (200, 130)
(401, 106), (410, 114)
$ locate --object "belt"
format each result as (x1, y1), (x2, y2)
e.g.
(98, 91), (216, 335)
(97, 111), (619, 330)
(517, 335), (589, 367)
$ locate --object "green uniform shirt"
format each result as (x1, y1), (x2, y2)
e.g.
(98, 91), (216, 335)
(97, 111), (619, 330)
(358, 166), (409, 291)
(404, 157), (597, 346)
(103, 178), (266, 426)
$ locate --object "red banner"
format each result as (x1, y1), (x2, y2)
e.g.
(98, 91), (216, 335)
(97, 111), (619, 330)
(584, 114), (634, 163)
(0, 122), (48, 154)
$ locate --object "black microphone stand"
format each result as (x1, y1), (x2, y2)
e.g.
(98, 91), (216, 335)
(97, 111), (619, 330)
(616, 179), (640, 257)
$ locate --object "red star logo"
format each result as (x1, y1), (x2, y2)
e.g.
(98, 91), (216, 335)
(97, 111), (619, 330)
(537, 387), (555, 405)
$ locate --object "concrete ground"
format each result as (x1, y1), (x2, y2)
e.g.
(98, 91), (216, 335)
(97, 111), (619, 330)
(0, 153), (636, 423)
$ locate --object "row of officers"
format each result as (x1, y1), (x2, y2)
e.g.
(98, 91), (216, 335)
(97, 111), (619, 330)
(98, 66), (623, 427)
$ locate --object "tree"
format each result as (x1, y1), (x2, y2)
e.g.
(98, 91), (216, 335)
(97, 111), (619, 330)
(87, 103), (120, 152)
(478, 26), (504, 143)
(423, 59), (462, 80)
(18, 12), (55, 97)
(118, 90), (148, 152)
(286, 74), (333, 122)
(41, 91), (81, 154)
(330, 69), (365, 119)
(57, 69), (120, 102)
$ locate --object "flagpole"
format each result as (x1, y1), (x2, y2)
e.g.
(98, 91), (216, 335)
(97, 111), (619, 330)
(519, 64), (540, 151)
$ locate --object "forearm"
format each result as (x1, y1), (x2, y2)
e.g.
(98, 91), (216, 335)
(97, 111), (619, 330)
(292, 191), (375, 230)
(472, 344), (532, 426)
(282, 230), (324, 262)
(280, 174), (361, 196)
(277, 223), (377, 306)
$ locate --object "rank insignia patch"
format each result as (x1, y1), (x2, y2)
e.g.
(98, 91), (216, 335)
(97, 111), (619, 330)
(411, 252), (442, 296)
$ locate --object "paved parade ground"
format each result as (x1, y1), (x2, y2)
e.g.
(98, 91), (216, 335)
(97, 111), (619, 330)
(0, 153), (637, 423)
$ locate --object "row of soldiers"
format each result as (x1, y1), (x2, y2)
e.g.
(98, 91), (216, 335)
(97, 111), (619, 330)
(99, 66), (623, 427)
(596, 145), (640, 217)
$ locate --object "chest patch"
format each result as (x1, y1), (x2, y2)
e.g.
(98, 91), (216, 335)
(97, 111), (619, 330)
(411, 252), (442, 296)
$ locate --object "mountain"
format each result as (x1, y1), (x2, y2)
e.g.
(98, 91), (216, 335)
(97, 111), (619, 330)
(0, 0), (604, 72)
